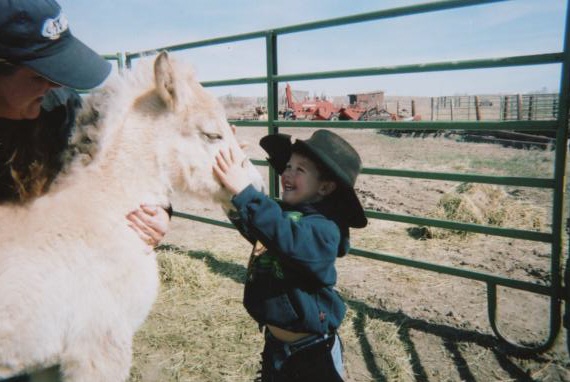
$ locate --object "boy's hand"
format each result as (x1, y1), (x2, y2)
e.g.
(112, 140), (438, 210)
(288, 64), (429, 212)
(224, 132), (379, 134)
(213, 146), (251, 196)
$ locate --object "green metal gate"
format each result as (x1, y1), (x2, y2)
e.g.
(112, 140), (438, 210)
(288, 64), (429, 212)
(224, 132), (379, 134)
(120, 0), (569, 355)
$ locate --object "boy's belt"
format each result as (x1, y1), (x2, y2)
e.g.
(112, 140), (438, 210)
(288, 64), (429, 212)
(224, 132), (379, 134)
(288, 333), (334, 355)
(266, 329), (335, 357)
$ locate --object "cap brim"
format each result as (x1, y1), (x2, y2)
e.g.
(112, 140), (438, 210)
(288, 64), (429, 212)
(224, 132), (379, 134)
(22, 36), (111, 90)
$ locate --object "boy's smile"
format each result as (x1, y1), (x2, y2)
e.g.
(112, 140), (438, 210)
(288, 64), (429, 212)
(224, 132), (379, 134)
(280, 152), (335, 206)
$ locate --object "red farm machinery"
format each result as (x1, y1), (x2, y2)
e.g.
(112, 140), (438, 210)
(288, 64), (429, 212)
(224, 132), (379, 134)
(283, 83), (366, 121)
(282, 83), (420, 122)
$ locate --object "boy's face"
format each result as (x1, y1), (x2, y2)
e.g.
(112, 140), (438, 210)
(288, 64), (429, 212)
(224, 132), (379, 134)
(280, 152), (336, 206)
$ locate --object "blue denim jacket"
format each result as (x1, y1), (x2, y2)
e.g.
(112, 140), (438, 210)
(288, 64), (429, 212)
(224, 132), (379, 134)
(229, 185), (349, 334)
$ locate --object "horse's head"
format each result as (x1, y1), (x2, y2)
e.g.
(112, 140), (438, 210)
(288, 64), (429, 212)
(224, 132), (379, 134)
(144, 52), (265, 210)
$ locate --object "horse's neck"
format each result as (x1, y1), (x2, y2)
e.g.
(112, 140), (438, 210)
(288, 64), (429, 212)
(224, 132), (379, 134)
(68, 113), (171, 209)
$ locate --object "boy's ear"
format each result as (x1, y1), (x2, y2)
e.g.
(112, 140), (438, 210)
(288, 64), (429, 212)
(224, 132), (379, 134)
(319, 181), (337, 196)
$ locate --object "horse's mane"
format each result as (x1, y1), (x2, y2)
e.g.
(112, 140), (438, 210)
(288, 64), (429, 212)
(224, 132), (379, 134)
(61, 55), (192, 176)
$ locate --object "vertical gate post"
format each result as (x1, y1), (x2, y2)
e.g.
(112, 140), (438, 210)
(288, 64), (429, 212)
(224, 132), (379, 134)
(503, 95), (509, 120)
(528, 95), (534, 120)
(517, 94), (523, 120)
(565, 218), (570, 355)
(553, 0), (570, 357)
(475, 95), (481, 121)
(265, 31), (279, 199)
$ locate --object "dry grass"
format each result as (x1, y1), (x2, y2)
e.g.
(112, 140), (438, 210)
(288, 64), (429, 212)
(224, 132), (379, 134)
(130, 246), (263, 382)
(424, 183), (545, 239)
(129, 244), (418, 382)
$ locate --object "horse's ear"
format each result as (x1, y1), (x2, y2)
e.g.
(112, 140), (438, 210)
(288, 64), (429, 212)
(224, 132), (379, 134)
(154, 51), (177, 110)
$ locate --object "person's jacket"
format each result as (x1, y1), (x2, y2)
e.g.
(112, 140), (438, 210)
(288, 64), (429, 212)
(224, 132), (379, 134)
(0, 87), (81, 202)
(229, 184), (349, 335)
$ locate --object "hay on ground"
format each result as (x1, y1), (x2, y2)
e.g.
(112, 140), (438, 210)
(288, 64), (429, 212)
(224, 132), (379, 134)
(411, 183), (545, 239)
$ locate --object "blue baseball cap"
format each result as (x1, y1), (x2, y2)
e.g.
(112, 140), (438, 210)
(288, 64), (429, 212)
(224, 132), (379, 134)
(0, 0), (111, 90)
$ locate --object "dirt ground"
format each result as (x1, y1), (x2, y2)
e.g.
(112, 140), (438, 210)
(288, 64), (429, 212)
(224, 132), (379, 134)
(154, 127), (569, 381)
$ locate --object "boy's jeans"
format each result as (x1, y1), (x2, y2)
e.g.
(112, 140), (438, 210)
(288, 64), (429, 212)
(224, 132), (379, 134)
(259, 330), (344, 382)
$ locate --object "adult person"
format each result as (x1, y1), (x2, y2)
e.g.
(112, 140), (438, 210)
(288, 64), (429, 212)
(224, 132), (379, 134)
(0, 0), (170, 246)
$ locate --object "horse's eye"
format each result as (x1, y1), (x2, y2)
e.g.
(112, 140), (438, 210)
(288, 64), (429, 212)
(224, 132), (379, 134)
(202, 132), (223, 141)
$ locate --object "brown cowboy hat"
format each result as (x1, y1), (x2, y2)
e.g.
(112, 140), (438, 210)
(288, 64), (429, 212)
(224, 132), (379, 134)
(260, 130), (367, 228)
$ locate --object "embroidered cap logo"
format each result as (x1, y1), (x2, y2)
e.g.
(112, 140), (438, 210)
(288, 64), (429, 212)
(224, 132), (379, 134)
(41, 12), (68, 40)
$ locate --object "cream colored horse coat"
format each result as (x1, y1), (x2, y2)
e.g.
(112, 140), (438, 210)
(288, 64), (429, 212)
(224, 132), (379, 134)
(0, 52), (264, 382)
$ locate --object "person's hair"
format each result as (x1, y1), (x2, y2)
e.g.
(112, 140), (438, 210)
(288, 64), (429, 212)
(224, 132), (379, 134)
(0, 60), (19, 76)
(0, 59), (57, 201)
(0, 118), (65, 202)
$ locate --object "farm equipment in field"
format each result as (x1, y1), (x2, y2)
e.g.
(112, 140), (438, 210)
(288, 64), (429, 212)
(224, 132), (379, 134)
(283, 83), (339, 120)
(283, 83), (368, 121)
(338, 104), (368, 121)
(282, 83), (422, 122)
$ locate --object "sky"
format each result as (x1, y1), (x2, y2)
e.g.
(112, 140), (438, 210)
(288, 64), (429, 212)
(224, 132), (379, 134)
(57, 0), (567, 98)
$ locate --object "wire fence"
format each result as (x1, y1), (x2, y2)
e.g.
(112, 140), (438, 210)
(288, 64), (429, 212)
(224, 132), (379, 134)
(432, 93), (558, 122)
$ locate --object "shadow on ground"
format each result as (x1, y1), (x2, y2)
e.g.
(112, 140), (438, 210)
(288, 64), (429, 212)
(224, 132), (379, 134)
(345, 299), (551, 382)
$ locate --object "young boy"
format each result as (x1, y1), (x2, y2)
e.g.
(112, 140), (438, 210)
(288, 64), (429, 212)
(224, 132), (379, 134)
(214, 129), (367, 381)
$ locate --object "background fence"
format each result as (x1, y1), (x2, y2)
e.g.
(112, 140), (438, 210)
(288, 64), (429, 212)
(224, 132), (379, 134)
(432, 93), (559, 122)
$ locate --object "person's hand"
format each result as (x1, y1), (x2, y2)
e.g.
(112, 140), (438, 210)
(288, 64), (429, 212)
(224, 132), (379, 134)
(126, 204), (170, 247)
(213, 146), (251, 196)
